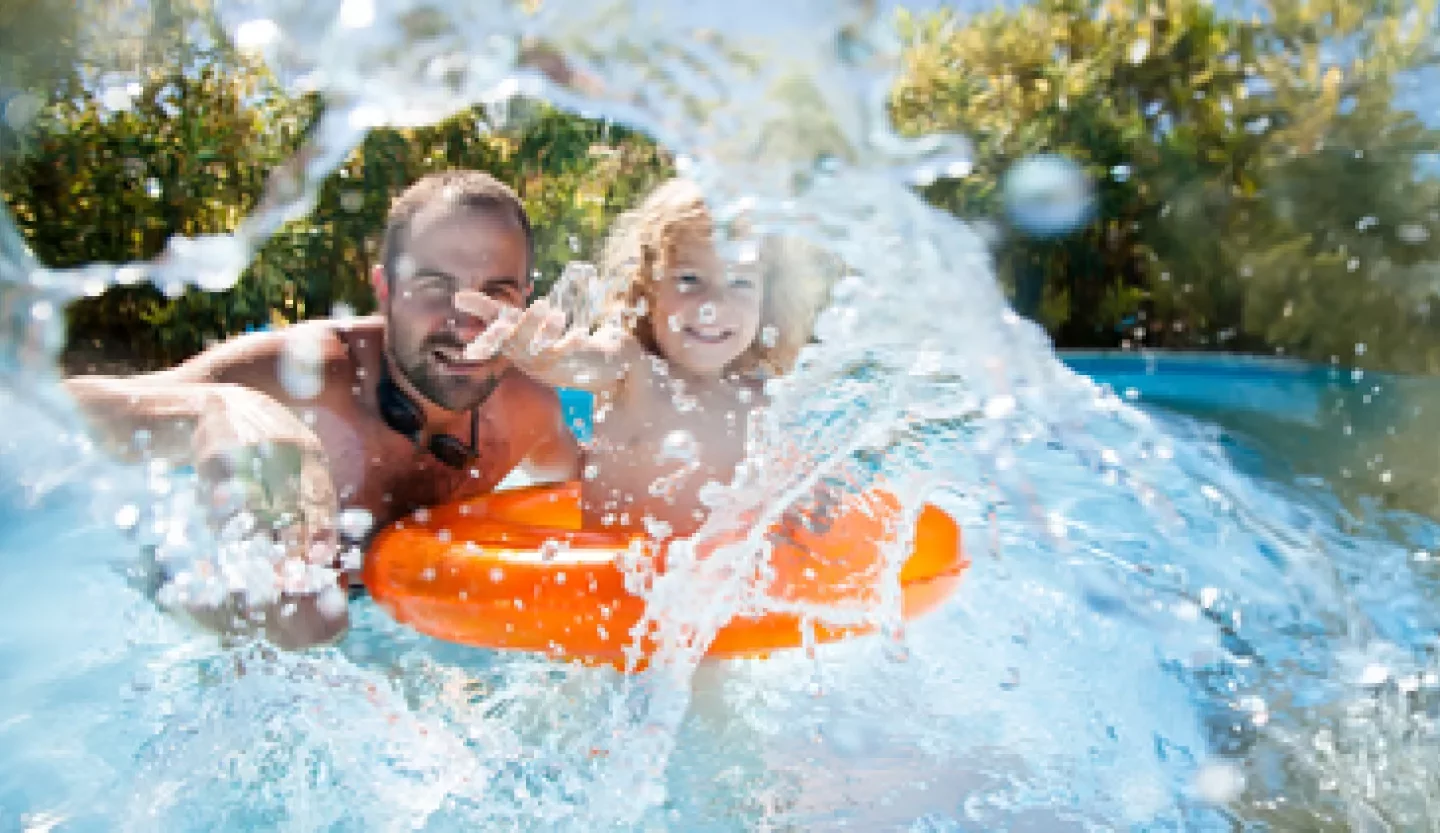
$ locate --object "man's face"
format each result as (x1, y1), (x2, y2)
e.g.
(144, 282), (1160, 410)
(385, 205), (531, 411)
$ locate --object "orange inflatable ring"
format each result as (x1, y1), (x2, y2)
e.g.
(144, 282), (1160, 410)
(364, 481), (967, 669)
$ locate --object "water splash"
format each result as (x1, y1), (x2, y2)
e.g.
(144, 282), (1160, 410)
(3, 0), (1440, 829)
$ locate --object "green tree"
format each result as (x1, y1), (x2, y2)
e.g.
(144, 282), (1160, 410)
(0, 4), (670, 371)
(891, 0), (1440, 373)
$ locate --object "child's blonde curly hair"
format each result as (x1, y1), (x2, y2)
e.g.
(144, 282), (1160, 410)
(597, 178), (837, 377)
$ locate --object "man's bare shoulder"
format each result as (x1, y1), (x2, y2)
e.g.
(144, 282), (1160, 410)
(157, 317), (379, 395)
(494, 367), (564, 421)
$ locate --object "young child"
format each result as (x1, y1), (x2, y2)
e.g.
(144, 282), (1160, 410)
(456, 178), (832, 538)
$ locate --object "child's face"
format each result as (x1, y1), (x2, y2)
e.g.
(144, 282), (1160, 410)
(649, 220), (762, 377)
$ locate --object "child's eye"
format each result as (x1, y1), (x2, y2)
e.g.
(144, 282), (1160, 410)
(676, 272), (701, 284)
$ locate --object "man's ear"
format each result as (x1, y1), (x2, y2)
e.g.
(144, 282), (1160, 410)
(371, 264), (389, 306)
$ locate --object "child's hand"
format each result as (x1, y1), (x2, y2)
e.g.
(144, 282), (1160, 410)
(455, 292), (629, 386)
(455, 292), (564, 364)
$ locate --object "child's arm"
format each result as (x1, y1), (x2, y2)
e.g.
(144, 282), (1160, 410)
(455, 292), (641, 395)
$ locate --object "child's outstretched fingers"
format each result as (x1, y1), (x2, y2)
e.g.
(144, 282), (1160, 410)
(454, 290), (498, 319)
(457, 291), (521, 360)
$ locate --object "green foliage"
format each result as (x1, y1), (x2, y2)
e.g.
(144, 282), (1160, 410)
(0, 4), (670, 371)
(892, 0), (1440, 372)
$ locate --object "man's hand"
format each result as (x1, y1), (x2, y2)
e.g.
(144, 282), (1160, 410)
(160, 385), (348, 649)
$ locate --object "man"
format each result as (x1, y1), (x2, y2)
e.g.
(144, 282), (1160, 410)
(63, 170), (580, 648)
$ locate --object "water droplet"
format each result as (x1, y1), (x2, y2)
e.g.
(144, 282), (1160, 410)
(338, 0), (375, 28)
(667, 314), (683, 333)
(279, 329), (326, 400)
(1398, 223), (1430, 244)
(101, 82), (136, 112)
(489, 567), (504, 583)
(582, 463), (600, 481)
(759, 325), (779, 348)
(1129, 39), (1150, 64)
(657, 430), (699, 463)
(1192, 762), (1245, 805)
(1110, 164), (1132, 182)
(697, 303), (717, 325)
(2, 92), (41, 130)
(1002, 155), (1094, 237)
(337, 508), (373, 540)
(114, 504), (140, 530)
(642, 515), (672, 540)
(234, 18), (281, 51)
(982, 395), (1016, 420)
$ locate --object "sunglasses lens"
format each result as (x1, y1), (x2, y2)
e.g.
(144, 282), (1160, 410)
(430, 435), (472, 469)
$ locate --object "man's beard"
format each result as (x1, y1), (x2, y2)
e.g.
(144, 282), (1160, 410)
(399, 334), (508, 412)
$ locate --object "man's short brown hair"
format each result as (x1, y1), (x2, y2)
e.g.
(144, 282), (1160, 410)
(379, 170), (534, 284)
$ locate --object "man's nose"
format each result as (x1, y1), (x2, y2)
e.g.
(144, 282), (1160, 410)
(450, 291), (510, 342)
(448, 300), (492, 342)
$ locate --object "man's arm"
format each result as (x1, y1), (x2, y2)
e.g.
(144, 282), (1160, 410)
(61, 330), (350, 649)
